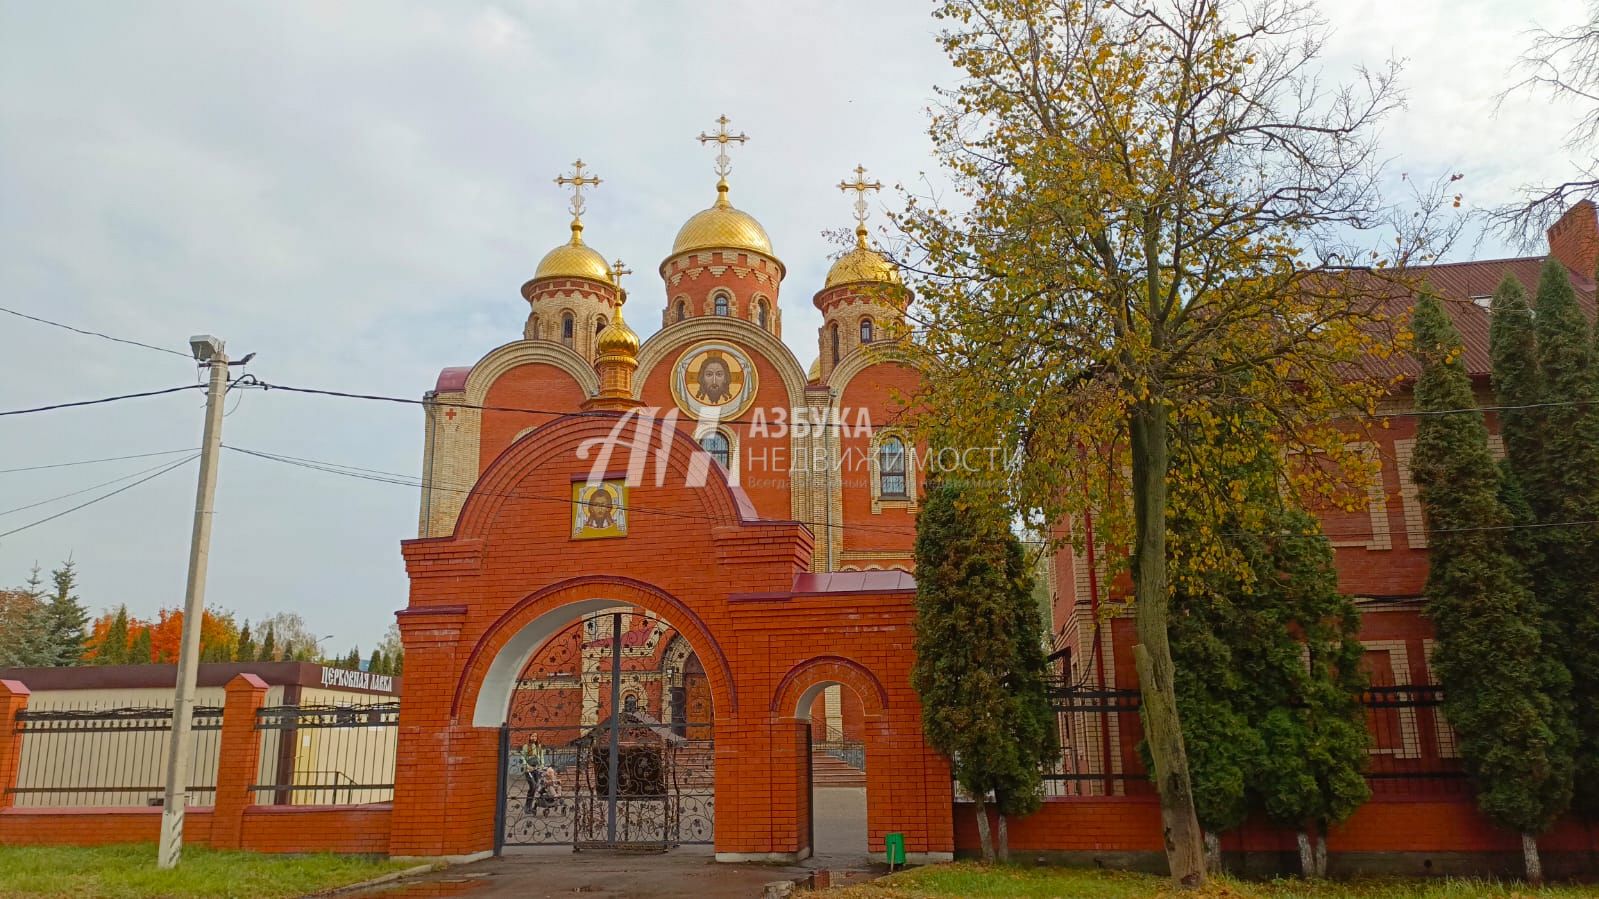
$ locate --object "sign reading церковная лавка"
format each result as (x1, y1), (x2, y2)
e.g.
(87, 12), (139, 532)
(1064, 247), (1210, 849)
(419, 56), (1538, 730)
(321, 666), (395, 693)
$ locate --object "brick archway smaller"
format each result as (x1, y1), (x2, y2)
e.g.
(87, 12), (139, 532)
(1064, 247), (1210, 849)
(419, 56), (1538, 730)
(452, 575), (738, 728)
(772, 655), (889, 721)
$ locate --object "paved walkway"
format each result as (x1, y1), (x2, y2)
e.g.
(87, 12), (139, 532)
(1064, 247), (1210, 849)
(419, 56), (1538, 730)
(358, 788), (879, 899)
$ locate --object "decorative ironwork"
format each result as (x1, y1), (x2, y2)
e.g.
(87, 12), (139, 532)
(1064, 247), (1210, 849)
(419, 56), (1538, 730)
(498, 610), (715, 850)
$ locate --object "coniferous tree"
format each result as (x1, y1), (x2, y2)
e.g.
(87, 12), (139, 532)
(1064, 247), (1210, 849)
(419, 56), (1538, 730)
(97, 606), (131, 665)
(236, 622), (255, 662)
(912, 479), (1058, 862)
(1252, 508), (1370, 878)
(0, 567), (52, 668)
(368, 648), (382, 674)
(129, 628), (154, 664)
(1167, 421), (1368, 876)
(1527, 260), (1599, 812)
(43, 560), (89, 666)
(258, 626), (277, 663)
(1413, 291), (1574, 882)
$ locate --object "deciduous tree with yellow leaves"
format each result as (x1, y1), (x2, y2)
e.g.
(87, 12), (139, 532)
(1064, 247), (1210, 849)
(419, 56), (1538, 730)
(898, 0), (1454, 885)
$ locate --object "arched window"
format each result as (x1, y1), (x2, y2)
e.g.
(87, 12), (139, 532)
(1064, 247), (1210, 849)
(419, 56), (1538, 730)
(595, 316), (607, 335)
(675, 300), (687, 322)
(699, 430), (731, 469)
(713, 292), (730, 316)
(879, 436), (907, 497)
(561, 312), (575, 348)
(756, 298), (770, 329)
(829, 323), (841, 364)
(860, 317), (875, 344)
(530, 314), (540, 338)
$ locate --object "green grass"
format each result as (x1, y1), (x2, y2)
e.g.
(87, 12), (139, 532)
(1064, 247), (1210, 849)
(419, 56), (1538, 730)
(0, 843), (420, 898)
(826, 863), (1599, 898)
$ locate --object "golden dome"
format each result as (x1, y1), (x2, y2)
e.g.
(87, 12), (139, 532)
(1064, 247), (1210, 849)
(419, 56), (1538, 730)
(824, 225), (901, 289)
(808, 356), (821, 381)
(596, 307), (640, 358)
(671, 179), (774, 257)
(534, 220), (613, 284)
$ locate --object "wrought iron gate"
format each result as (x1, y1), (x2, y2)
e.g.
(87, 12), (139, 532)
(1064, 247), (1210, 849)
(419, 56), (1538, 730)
(496, 611), (714, 851)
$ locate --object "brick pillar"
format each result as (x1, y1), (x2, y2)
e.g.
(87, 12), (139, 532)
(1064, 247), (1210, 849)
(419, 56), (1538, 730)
(0, 680), (30, 809)
(389, 605), (467, 858)
(212, 673), (269, 849)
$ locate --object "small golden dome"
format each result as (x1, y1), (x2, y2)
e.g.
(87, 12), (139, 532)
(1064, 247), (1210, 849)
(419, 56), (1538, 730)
(596, 307), (640, 358)
(808, 357), (821, 381)
(534, 220), (614, 284)
(671, 179), (774, 257)
(824, 225), (901, 289)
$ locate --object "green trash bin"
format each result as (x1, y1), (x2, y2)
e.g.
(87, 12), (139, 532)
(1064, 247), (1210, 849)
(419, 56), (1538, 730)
(884, 832), (906, 869)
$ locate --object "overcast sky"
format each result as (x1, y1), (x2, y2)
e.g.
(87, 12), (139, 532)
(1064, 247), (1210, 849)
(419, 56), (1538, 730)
(0, 0), (1586, 656)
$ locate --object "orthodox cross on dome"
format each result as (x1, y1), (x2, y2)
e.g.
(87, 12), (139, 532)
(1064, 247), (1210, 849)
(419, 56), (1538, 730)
(697, 115), (749, 180)
(555, 158), (603, 221)
(609, 258), (632, 293)
(838, 163), (883, 245)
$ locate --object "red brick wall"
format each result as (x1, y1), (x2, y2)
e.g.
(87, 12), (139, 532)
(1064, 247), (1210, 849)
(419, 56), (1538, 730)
(836, 361), (924, 566)
(479, 364), (591, 475)
(953, 797), (1599, 859)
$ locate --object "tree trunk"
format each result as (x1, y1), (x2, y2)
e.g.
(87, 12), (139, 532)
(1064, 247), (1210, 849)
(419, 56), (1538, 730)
(1296, 830), (1314, 878)
(997, 811), (1010, 863)
(973, 794), (994, 863)
(1523, 832), (1543, 884)
(1203, 830), (1221, 874)
(1314, 831), (1328, 878)
(1130, 399), (1207, 889)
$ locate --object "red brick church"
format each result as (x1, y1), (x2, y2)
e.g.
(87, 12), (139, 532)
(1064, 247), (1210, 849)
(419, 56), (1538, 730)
(392, 122), (945, 862)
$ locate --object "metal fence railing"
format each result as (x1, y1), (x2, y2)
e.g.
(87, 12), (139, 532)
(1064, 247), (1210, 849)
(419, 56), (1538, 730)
(1039, 682), (1467, 800)
(251, 701), (399, 806)
(9, 703), (223, 808)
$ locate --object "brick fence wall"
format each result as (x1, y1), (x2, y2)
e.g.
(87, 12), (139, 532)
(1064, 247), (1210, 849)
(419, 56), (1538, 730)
(0, 676), (391, 855)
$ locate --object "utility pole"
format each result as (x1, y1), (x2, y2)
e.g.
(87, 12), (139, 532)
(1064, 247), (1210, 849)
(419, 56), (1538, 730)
(158, 335), (229, 869)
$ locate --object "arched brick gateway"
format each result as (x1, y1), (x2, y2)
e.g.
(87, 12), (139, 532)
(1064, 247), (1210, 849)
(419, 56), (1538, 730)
(391, 414), (952, 861)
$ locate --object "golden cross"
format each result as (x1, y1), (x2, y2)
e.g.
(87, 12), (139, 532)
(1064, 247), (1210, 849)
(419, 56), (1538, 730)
(697, 114), (749, 179)
(609, 258), (632, 289)
(837, 163), (883, 227)
(554, 158), (602, 218)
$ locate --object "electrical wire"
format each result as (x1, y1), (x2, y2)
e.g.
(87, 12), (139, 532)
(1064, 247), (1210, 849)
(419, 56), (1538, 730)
(237, 375), (1598, 424)
(223, 444), (929, 542)
(0, 384), (205, 417)
(0, 305), (194, 359)
(0, 455), (198, 539)
(223, 444), (1599, 543)
(0, 448), (198, 474)
(0, 456), (205, 517)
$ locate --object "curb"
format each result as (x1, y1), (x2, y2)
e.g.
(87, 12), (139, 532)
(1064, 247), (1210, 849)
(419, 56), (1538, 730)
(313, 862), (441, 895)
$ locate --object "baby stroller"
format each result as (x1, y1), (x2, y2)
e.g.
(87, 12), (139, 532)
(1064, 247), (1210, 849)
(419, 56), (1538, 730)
(524, 763), (563, 815)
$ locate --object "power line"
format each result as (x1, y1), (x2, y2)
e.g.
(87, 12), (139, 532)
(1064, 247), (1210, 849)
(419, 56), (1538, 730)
(234, 378), (903, 430)
(223, 444), (929, 542)
(0, 448), (198, 474)
(224, 442), (1599, 546)
(0, 455), (198, 540)
(0, 456), (204, 517)
(238, 375), (1597, 425)
(0, 305), (193, 359)
(0, 384), (205, 417)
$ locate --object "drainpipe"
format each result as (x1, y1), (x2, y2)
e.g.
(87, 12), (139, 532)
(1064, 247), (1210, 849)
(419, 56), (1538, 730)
(1084, 510), (1113, 795)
